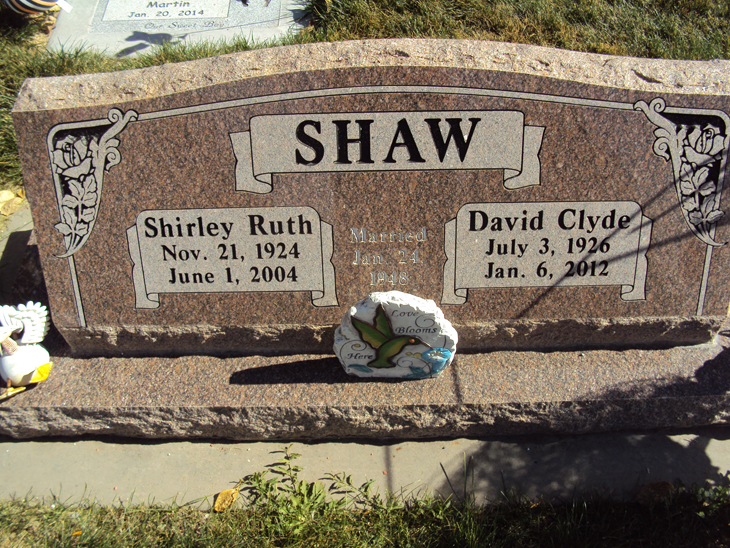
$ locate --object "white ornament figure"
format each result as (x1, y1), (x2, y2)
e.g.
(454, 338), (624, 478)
(0, 301), (52, 388)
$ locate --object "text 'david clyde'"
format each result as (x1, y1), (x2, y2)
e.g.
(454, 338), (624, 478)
(454, 201), (648, 288)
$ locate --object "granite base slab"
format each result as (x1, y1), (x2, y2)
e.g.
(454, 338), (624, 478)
(2, 332), (729, 440)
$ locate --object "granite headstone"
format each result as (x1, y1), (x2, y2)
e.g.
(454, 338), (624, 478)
(11, 40), (730, 357)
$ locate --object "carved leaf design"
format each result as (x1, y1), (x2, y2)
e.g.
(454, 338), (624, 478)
(54, 222), (72, 236)
(61, 195), (79, 209)
(62, 207), (77, 227)
(80, 210), (95, 223)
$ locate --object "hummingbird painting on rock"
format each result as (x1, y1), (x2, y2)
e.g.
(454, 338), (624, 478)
(350, 305), (425, 369)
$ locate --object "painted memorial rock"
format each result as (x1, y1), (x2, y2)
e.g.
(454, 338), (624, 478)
(334, 291), (458, 379)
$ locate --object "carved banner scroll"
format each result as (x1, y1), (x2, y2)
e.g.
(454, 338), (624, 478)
(442, 201), (653, 305)
(230, 111), (545, 193)
(127, 206), (338, 308)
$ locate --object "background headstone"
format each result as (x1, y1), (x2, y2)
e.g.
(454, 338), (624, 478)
(48, 0), (307, 57)
(11, 40), (730, 356)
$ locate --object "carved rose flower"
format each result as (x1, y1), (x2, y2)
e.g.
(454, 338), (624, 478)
(53, 135), (94, 179)
(683, 124), (727, 167)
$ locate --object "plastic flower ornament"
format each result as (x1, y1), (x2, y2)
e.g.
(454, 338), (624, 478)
(422, 347), (453, 375)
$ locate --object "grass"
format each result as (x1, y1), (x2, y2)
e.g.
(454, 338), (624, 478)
(1, 0), (730, 191)
(306, 0), (730, 59)
(0, 446), (729, 547)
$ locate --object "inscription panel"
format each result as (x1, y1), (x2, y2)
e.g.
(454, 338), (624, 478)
(348, 226), (427, 290)
(443, 202), (653, 303)
(102, 0), (230, 21)
(232, 111), (544, 193)
(87, 0), (285, 38)
(127, 207), (337, 308)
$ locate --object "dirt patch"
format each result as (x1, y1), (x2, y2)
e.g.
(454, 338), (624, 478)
(27, 8), (60, 49)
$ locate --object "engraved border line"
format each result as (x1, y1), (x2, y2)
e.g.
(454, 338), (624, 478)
(48, 84), (728, 321)
(135, 85), (635, 122)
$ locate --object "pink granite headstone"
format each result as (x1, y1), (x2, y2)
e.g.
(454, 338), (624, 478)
(11, 40), (730, 356)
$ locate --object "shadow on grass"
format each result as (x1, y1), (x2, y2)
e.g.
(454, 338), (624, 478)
(116, 32), (187, 58)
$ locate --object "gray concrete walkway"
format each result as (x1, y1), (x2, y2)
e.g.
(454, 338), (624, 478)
(1, 431), (729, 507)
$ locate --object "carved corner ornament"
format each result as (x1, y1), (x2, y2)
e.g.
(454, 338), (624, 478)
(47, 108), (138, 327)
(635, 98), (729, 248)
(49, 108), (138, 258)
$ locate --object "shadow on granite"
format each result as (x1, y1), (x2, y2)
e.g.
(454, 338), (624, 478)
(429, 353), (730, 499)
(594, 345), (730, 399)
(230, 357), (345, 385)
(229, 357), (440, 385)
